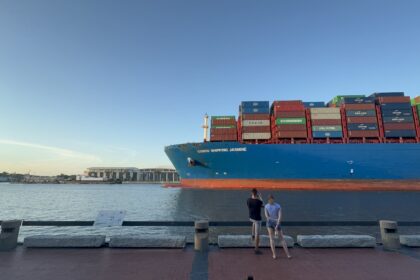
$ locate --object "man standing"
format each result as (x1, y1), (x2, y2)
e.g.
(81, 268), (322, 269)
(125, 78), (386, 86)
(247, 188), (264, 254)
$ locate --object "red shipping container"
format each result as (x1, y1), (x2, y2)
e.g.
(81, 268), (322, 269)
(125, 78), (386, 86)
(274, 111), (306, 118)
(276, 131), (307, 138)
(342, 104), (375, 110)
(275, 124), (307, 131)
(240, 114), (270, 120)
(272, 100), (303, 106)
(310, 119), (342, 125)
(242, 126), (271, 133)
(272, 104), (305, 111)
(384, 123), (415, 130)
(348, 130), (379, 137)
(346, 117), (378, 124)
(210, 135), (237, 141)
(210, 128), (237, 135)
(211, 119), (237, 126)
(378, 96), (410, 104)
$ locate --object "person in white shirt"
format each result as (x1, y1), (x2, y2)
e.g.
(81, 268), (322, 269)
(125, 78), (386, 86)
(264, 194), (292, 260)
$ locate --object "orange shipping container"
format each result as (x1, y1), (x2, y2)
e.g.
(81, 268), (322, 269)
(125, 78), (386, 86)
(343, 103), (376, 110)
(346, 117), (378, 124)
(276, 131), (307, 138)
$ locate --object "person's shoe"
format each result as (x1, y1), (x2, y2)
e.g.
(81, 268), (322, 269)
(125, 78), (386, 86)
(272, 255), (277, 259)
(287, 255), (292, 259)
(254, 249), (262, 255)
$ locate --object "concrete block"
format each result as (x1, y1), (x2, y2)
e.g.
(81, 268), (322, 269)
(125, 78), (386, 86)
(109, 235), (186, 248)
(24, 235), (106, 248)
(400, 235), (420, 247)
(297, 235), (376, 248)
(218, 235), (294, 248)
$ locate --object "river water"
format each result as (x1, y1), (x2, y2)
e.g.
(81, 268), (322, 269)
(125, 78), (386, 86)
(1, 183), (419, 242)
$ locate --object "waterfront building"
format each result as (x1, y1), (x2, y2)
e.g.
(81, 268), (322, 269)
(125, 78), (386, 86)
(85, 167), (179, 183)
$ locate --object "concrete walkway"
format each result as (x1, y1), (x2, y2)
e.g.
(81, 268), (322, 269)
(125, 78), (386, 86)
(0, 246), (419, 280)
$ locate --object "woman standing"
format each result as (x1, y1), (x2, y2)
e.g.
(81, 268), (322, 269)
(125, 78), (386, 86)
(264, 194), (292, 260)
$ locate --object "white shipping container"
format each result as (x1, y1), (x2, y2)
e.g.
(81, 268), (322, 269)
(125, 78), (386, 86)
(242, 120), (270, 126)
(310, 113), (342, 120)
(310, 108), (340, 114)
(242, 132), (271, 140)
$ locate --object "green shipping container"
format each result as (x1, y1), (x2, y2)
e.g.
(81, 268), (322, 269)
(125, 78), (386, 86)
(276, 118), (306, 125)
(331, 95), (365, 105)
(211, 116), (236, 120)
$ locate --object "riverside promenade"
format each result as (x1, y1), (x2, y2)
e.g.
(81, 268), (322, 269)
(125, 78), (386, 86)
(1, 245), (420, 280)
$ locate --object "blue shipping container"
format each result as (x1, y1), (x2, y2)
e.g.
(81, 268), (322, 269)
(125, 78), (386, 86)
(303, 102), (325, 108)
(382, 116), (414, 123)
(381, 109), (413, 117)
(312, 131), (343, 138)
(379, 103), (412, 110)
(240, 107), (270, 114)
(342, 97), (375, 104)
(346, 110), (376, 117)
(241, 101), (270, 108)
(385, 130), (416, 137)
(347, 123), (378, 131)
(370, 92), (405, 97)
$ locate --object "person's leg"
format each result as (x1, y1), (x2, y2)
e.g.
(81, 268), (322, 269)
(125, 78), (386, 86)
(267, 227), (276, 259)
(254, 221), (260, 251)
(251, 222), (255, 240)
(279, 230), (291, 258)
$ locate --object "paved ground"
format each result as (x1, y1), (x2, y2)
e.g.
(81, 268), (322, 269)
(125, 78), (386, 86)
(0, 246), (419, 280)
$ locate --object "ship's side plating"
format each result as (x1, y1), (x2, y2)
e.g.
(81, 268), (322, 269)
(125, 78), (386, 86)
(165, 142), (420, 181)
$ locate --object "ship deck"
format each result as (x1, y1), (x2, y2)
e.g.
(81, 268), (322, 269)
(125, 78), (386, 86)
(1, 245), (419, 280)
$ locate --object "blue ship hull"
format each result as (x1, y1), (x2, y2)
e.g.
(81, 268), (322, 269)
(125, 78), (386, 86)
(165, 142), (420, 189)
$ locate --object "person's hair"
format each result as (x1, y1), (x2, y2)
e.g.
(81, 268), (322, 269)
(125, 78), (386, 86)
(268, 194), (274, 200)
(251, 188), (258, 196)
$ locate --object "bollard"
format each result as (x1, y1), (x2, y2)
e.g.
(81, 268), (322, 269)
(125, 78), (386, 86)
(0, 220), (22, 251)
(379, 220), (400, 251)
(194, 220), (209, 251)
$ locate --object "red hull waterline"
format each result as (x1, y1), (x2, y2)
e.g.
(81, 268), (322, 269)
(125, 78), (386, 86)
(166, 179), (420, 191)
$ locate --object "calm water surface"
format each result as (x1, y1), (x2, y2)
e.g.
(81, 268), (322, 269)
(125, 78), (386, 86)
(1, 183), (419, 242)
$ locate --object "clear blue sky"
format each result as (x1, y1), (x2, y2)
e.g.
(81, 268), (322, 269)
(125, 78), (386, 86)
(1, 0), (420, 175)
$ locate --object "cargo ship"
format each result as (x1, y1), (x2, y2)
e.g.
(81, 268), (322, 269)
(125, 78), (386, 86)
(165, 93), (420, 191)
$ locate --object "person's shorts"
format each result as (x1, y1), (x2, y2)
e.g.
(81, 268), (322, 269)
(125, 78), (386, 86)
(267, 219), (281, 230)
(250, 219), (262, 234)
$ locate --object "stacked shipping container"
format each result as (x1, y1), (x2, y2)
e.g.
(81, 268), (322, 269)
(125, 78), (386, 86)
(209, 92), (420, 143)
(372, 93), (416, 138)
(310, 107), (343, 138)
(271, 101), (307, 139)
(210, 116), (238, 141)
(239, 101), (271, 140)
(342, 96), (380, 138)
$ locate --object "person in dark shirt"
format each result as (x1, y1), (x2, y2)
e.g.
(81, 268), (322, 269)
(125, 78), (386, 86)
(247, 188), (264, 254)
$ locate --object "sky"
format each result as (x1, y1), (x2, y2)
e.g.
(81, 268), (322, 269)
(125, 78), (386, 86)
(1, 0), (420, 175)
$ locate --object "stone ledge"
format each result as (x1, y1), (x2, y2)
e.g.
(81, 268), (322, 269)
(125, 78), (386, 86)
(297, 235), (376, 248)
(24, 235), (106, 248)
(109, 235), (186, 248)
(400, 235), (420, 247)
(218, 235), (294, 248)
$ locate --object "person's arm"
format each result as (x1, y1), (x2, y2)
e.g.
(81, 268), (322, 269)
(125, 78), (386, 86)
(264, 207), (270, 220)
(276, 208), (282, 229)
(258, 193), (264, 203)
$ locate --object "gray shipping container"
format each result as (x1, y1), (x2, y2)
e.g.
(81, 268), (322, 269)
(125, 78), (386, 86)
(242, 120), (270, 126)
(242, 132), (271, 140)
(312, 125), (343, 132)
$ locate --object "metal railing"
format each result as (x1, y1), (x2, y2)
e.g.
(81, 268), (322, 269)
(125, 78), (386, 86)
(1, 220), (420, 227)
